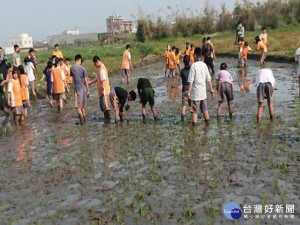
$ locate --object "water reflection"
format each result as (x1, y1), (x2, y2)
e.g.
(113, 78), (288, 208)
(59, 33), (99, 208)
(237, 68), (251, 93)
(18, 127), (34, 162)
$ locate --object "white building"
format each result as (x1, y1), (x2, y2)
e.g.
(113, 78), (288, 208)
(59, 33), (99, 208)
(5, 33), (33, 54)
(62, 30), (80, 35)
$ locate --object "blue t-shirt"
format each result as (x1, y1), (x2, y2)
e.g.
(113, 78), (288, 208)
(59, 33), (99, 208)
(45, 69), (52, 95)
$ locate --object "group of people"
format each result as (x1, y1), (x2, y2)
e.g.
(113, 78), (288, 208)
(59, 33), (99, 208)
(164, 37), (216, 78)
(0, 25), (299, 127)
(236, 21), (270, 66)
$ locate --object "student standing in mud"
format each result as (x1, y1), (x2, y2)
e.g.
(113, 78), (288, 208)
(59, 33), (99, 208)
(91, 56), (111, 120)
(24, 57), (37, 100)
(18, 65), (30, 119)
(70, 54), (90, 125)
(51, 58), (69, 113)
(109, 86), (136, 123)
(175, 48), (182, 72)
(7, 68), (23, 125)
(240, 42), (254, 67)
(164, 45), (170, 76)
(137, 78), (158, 123)
(188, 47), (214, 126)
(260, 27), (270, 47)
(0, 74), (9, 115)
(202, 38), (215, 74)
(255, 68), (276, 122)
(184, 42), (190, 56)
(295, 47), (300, 98)
(180, 55), (190, 121)
(121, 44), (133, 85)
(189, 44), (195, 65)
(255, 36), (267, 65)
(168, 46), (177, 78)
(216, 63), (234, 120)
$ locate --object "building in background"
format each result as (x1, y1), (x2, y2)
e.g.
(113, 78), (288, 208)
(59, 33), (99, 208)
(5, 33), (33, 54)
(106, 14), (134, 35)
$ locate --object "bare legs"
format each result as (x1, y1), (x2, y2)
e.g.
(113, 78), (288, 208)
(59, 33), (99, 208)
(257, 101), (274, 122)
(217, 101), (233, 120)
(142, 105), (157, 123)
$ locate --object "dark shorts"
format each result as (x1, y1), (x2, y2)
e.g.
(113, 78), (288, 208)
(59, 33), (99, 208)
(192, 99), (208, 114)
(11, 106), (24, 115)
(242, 58), (247, 63)
(75, 87), (87, 109)
(257, 82), (273, 103)
(100, 95), (110, 112)
(141, 87), (155, 106)
(218, 82), (234, 102)
(22, 100), (30, 109)
(53, 93), (64, 101)
(182, 90), (189, 106)
(238, 36), (244, 42)
(122, 69), (130, 78)
(204, 57), (214, 70)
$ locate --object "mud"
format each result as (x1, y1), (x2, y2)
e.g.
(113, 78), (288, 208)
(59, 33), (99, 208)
(0, 57), (299, 225)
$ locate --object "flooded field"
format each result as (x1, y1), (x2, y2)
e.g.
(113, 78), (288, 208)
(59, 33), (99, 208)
(0, 57), (299, 225)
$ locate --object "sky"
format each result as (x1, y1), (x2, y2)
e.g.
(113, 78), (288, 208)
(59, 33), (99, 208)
(0, 0), (263, 47)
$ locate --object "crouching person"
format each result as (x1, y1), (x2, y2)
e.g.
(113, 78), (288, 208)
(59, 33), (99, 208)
(137, 78), (158, 123)
(109, 87), (136, 123)
(255, 68), (276, 122)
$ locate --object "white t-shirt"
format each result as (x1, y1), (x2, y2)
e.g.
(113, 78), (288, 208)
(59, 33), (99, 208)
(255, 68), (276, 88)
(7, 82), (16, 107)
(295, 47), (300, 76)
(24, 62), (35, 82)
(128, 52), (131, 61)
(188, 61), (211, 101)
(100, 70), (106, 81)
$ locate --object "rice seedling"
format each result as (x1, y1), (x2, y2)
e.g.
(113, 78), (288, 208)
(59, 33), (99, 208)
(139, 205), (144, 215)
(280, 191), (286, 205)
(186, 208), (193, 217)
(262, 191), (267, 213)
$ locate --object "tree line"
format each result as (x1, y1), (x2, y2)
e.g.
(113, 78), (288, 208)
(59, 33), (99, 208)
(136, 0), (300, 42)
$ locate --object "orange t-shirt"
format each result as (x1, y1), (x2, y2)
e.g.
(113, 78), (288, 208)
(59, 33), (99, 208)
(8, 79), (22, 107)
(189, 49), (195, 63)
(257, 41), (267, 53)
(242, 46), (249, 59)
(185, 47), (190, 56)
(63, 65), (72, 84)
(51, 67), (65, 94)
(20, 74), (30, 101)
(122, 50), (131, 69)
(176, 52), (182, 64)
(168, 52), (176, 69)
(97, 63), (110, 97)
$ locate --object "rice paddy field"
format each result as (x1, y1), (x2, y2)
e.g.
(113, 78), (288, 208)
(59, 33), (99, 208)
(0, 56), (299, 225)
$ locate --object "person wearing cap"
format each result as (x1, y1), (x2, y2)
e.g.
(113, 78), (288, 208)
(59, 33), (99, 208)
(255, 68), (276, 122)
(216, 63), (234, 120)
(109, 86), (136, 123)
(53, 44), (63, 59)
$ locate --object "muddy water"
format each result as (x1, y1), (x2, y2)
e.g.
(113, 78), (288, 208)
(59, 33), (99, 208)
(0, 57), (299, 225)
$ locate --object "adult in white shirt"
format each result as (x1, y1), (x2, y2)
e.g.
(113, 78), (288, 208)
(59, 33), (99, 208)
(295, 47), (300, 98)
(188, 47), (214, 126)
(255, 68), (276, 122)
(24, 56), (36, 99)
